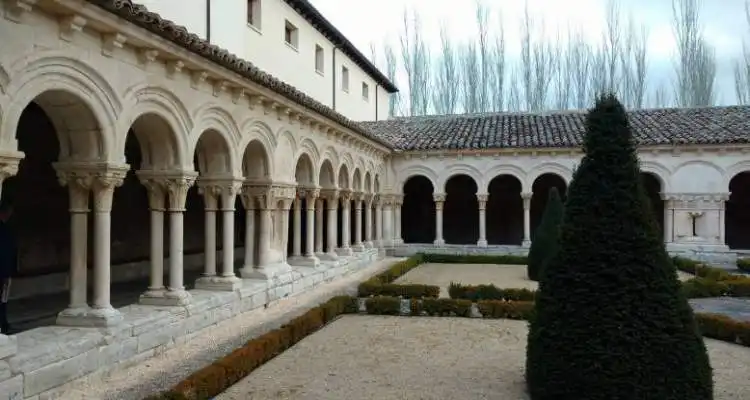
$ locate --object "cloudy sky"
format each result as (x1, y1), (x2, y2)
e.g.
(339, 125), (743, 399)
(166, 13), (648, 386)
(309, 0), (749, 106)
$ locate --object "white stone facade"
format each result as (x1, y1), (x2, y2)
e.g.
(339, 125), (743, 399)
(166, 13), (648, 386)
(1, 0), (750, 398)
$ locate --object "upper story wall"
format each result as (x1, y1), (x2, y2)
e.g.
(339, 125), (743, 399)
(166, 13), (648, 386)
(136, 0), (391, 122)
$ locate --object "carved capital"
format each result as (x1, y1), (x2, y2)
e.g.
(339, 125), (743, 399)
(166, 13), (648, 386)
(54, 162), (128, 213)
(162, 171), (198, 211)
(242, 181), (273, 210)
(433, 193), (446, 203)
(352, 192), (365, 202)
(339, 189), (352, 203)
(197, 177), (242, 210)
(393, 194), (404, 206)
(477, 193), (489, 210)
(91, 166), (129, 213)
(136, 170), (166, 210)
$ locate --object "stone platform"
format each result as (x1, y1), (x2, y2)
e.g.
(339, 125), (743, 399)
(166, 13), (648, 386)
(0, 248), (380, 399)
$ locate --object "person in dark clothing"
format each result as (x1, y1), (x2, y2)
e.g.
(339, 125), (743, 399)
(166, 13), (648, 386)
(0, 203), (17, 334)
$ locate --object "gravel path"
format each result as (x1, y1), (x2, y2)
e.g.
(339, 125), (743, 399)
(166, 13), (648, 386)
(49, 258), (402, 400)
(218, 315), (750, 400)
(396, 263), (695, 297)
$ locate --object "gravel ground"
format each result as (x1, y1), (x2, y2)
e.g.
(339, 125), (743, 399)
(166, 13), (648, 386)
(50, 258), (402, 400)
(218, 315), (750, 400)
(395, 263), (695, 297)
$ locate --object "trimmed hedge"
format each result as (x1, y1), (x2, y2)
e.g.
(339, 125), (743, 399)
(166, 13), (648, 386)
(448, 282), (536, 301)
(738, 258), (750, 273)
(421, 253), (528, 265)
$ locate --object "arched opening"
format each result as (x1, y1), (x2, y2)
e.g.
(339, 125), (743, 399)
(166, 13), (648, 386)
(486, 175), (523, 245)
(1, 90), (106, 332)
(288, 153), (315, 258)
(401, 175), (435, 244)
(241, 140), (270, 268)
(530, 173), (567, 239)
(443, 174), (479, 244)
(727, 172), (750, 249)
(640, 172), (664, 238)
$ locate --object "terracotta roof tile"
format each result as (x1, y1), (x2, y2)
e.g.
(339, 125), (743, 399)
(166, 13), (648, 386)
(361, 106), (750, 151)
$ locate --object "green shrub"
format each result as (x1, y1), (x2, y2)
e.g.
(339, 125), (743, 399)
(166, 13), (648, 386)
(421, 298), (473, 317)
(357, 255), (440, 299)
(365, 296), (402, 315)
(737, 258), (750, 272)
(526, 95), (712, 400)
(421, 253), (527, 265)
(448, 282), (536, 301)
(526, 188), (563, 281)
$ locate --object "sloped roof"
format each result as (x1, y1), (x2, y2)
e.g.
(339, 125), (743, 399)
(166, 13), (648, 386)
(361, 106), (750, 151)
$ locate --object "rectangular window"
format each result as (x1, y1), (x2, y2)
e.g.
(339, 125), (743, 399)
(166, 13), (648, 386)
(341, 66), (349, 92)
(362, 82), (370, 100)
(315, 45), (324, 73)
(247, 0), (261, 29)
(284, 20), (298, 49)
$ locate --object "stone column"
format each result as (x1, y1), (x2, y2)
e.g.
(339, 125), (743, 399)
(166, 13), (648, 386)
(364, 194), (374, 248)
(662, 193), (675, 244)
(137, 174), (168, 305)
(375, 196), (383, 246)
(719, 194), (728, 245)
(522, 192), (532, 247)
(292, 196), (302, 258)
(196, 179), (242, 291)
(54, 166), (92, 324)
(393, 195), (403, 245)
(163, 173), (196, 305)
(382, 195), (394, 246)
(352, 193), (365, 252)
(219, 180), (242, 287)
(321, 189), (339, 260)
(433, 193), (446, 246)
(336, 190), (353, 256)
(314, 197), (324, 256)
(89, 165), (128, 326)
(477, 193), (488, 247)
(239, 185), (256, 276)
(198, 182), (219, 279)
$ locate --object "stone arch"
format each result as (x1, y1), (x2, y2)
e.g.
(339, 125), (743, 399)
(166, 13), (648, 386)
(190, 109), (240, 175)
(338, 164), (350, 189)
(118, 84), (191, 168)
(526, 163), (572, 190)
(402, 175), (436, 243)
(319, 159), (336, 188)
(483, 165), (527, 192)
(724, 161), (750, 190)
(2, 54), (121, 160)
(193, 104), (241, 148)
(299, 137), (321, 169)
(639, 160), (671, 192)
(242, 119), (278, 149)
(444, 174), (480, 244)
(439, 164), (483, 193)
(275, 130), (298, 181)
(193, 129), (234, 176)
(363, 172), (372, 193)
(294, 152), (316, 186)
(352, 168), (363, 191)
(487, 174), (524, 245)
(242, 139), (271, 180)
(341, 152), (355, 176)
(671, 160), (724, 192)
(397, 165), (439, 190)
(320, 146), (340, 173)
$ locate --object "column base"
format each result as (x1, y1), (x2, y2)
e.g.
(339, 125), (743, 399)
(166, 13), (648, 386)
(195, 275), (243, 291)
(288, 255), (320, 267)
(364, 241), (374, 248)
(352, 243), (365, 252)
(139, 288), (190, 306)
(240, 262), (293, 280)
(477, 239), (488, 247)
(433, 239), (445, 246)
(56, 306), (123, 327)
(393, 238), (403, 245)
(336, 247), (353, 256)
(318, 251), (339, 261)
(522, 240), (531, 248)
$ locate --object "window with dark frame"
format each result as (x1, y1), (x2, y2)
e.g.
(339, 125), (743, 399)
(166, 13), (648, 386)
(315, 45), (324, 73)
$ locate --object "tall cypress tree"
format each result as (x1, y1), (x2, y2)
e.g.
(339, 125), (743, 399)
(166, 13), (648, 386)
(525, 94), (712, 400)
(526, 187), (563, 281)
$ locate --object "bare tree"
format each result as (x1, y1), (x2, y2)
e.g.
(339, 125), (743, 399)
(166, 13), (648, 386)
(475, 0), (491, 111)
(620, 16), (649, 109)
(489, 10), (506, 112)
(507, 66), (523, 112)
(399, 8), (431, 115)
(590, 45), (609, 101)
(519, 4), (554, 111)
(650, 84), (670, 108)
(383, 41), (401, 117)
(734, 0), (750, 105)
(672, 0), (716, 106)
(602, 0), (623, 94)
(432, 21), (460, 114)
(460, 41), (481, 113)
(567, 28), (592, 109)
(552, 30), (572, 110)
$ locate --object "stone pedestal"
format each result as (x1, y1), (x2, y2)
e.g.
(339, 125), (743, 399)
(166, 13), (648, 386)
(241, 262), (293, 281)
(195, 275), (242, 291)
(288, 255), (321, 267)
(56, 306), (123, 327)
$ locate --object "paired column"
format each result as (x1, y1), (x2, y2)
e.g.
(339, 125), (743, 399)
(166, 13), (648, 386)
(522, 192), (532, 247)
(364, 194), (374, 248)
(322, 189), (340, 260)
(239, 183), (279, 278)
(336, 190), (353, 256)
(433, 193), (445, 246)
(289, 187), (320, 267)
(375, 195), (383, 246)
(291, 196), (302, 258)
(314, 197), (325, 256)
(352, 193), (365, 252)
(196, 178), (243, 291)
(239, 185), (257, 277)
(55, 163), (128, 327)
(477, 194), (488, 247)
(138, 174), (167, 305)
(393, 195), (403, 245)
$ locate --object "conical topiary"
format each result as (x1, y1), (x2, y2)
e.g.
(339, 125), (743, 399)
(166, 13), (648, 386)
(526, 187), (564, 281)
(525, 94), (713, 400)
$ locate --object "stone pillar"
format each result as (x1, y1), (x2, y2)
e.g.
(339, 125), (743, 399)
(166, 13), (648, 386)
(433, 193), (445, 246)
(292, 196), (302, 257)
(477, 193), (488, 247)
(321, 189), (339, 260)
(89, 165), (128, 326)
(53, 165), (94, 324)
(196, 179), (242, 291)
(137, 174), (168, 305)
(375, 195), (383, 246)
(163, 173), (197, 305)
(521, 192), (532, 247)
(719, 194), (728, 245)
(198, 183), (219, 279)
(219, 180), (242, 286)
(314, 198), (324, 255)
(364, 194), (374, 248)
(382, 195), (394, 246)
(240, 186), (256, 275)
(393, 195), (403, 245)
(662, 193), (675, 244)
(352, 192), (365, 252)
(336, 190), (353, 256)
(300, 188), (320, 266)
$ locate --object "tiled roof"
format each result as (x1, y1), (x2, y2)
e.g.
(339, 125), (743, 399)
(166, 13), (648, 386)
(361, 106), (750, 151)
(282, 0), (399, 93)
(86, 0), (395, 149)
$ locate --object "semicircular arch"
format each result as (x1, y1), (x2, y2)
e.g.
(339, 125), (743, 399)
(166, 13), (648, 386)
(397, 165), (439, 191)
(439, 163), (483, 193)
